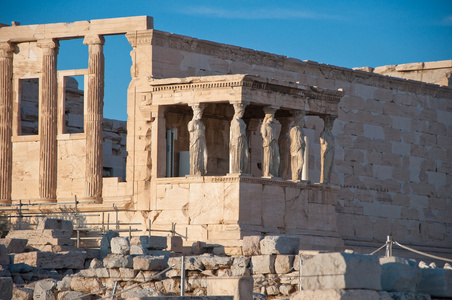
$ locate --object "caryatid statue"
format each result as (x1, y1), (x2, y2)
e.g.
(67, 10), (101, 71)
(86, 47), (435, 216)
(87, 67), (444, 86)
(320, 115), (335, 184)
(188, 104), (208, 176)
(290, 111), (306, 182)
(230, 103), (249, 174)
(261, 107), (280, 177)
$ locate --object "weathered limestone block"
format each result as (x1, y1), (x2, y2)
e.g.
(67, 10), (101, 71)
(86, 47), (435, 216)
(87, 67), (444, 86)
(34, 279), (57, 300)
(200, 254), (233, 270)
(260, 236), (299, 255)
(89, 258), (103, 269)
(275, 255), (295, 274)
(279, 284), (295, 296)
(130, 235), (167, 250)
(291, 289), (382, 300)
(0, 244), (9, 264)
(169, 256), (204, 271)
(242, 236), (262, 256)
(416, 268), (452, 298)
(70, 276), (104, 294)
(232, 257), (251, 276)
(102, 254), (133, 269)
(380, 256), (421, 292)
(301, 252), (381, 290)
(13, 285), (33, 300)
(56, 275), (72, 291)
(0, 238), (27, 253)
(133, 255), (169, 271)
(251, 255), (276, 274)
(206, 276), (253, 300)
(167, 236), (183, 253)
(111, 237), (130, 255)
(130, 244), (148, 255)
(13, 251), (86, 269)
(6, 229), (73, 246)
(163, 278), (181, 294)
(0, 277), (13, 300)
(57, 291), (91, 300)
(36, 218), (73, 231)
(266, 285), (279, 296)
(120, 287), (164, 298)
(99, 230), (119, 259)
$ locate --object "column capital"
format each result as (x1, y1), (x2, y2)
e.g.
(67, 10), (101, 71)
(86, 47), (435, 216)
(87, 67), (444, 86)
(320, 114), (336, 130)
(0, 41), (14, 58)
(37, 38), (59, 49)
(83, 34), (105, 46)
(263, 105), (279, 115)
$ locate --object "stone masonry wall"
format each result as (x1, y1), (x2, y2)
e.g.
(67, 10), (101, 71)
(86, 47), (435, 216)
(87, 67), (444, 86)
(144, 30), (452, 256)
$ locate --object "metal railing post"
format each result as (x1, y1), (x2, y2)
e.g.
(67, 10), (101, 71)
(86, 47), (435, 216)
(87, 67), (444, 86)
(180, 255), (185, 296)
(385, 235), (393, 257)
(298, 255), (302, 291)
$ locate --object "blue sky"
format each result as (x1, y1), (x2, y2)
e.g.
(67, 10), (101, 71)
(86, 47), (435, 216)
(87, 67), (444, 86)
(2, 0), (451, 121)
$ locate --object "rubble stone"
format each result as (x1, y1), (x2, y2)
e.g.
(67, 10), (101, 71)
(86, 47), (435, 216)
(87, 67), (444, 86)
(130, 244), (148, 255)
(291, 289), (382, 300)
(0, 238), (27, 253)
(275, 255), (294, 274)
(110, 237), (130, 255)
(130, 235), (167, 250)
(242, 236), (262, 256)
(89, 258), (103, 269)
(260, 236), (299, 255)
(33, 279), (57, 300)
(206, 276), (253, 300)
(416, 267), (452, 298)
(13, 251), (86, 269)
(70, 277), (104, 294)
(0, 244), (9, 264)
(167, 236), (183, 253)
(251, 255), (276, 274)
(133, 255), (169, 271)
(0, 277), (13, 300)
(380, 256), (421, 292)
(200, 254), (233, 270)
(56, 275), (72, 291)
(99, 231), (119, 259)
(231, 257), (251, 276)
(169, 256), (204, 271)
(13, 285), (33, 300)
(57, 291), (91, 300)
(103, 254), (133, 269)
(301, 252), (381, 290)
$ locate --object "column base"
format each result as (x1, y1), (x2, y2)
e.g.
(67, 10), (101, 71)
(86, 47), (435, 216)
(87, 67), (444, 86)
(79, 196), (102, 204)
(38, 198), (57, 204)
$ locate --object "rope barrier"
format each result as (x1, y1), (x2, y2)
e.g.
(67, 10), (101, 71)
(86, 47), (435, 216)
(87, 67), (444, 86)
(393, 241), (452, 263)
(369, 242), (388, 255)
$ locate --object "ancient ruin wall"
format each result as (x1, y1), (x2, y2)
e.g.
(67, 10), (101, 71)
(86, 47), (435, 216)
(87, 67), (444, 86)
(132, 30), (452, 253)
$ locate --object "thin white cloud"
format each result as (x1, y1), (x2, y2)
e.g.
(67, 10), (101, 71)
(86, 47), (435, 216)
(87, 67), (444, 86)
(442, 15), (452, 26)
(176, 6), (343, 21)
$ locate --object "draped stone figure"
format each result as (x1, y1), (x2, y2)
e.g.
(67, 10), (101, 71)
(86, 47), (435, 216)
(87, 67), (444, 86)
(261, 109), (280, 177)
(188, 104), (208, 176)
(290, 111), (306, 182)
(230, 103), (249, 174)
(320, 116), (335, 184)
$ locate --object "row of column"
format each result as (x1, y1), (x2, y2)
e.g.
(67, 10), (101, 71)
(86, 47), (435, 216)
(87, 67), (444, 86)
(188, 103), (336, 184)
(0, 35), (105, 204)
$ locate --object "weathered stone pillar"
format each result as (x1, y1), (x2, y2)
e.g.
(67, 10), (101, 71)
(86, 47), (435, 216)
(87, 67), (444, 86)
(37, 39), (59, 202)
(0, 42), (14, 204)
(277, 117), (292, 180)
(83, 35), (105, 201)
(320, 115), (336, 184)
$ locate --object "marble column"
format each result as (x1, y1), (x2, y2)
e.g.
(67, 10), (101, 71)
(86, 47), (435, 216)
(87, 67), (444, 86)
(320, 115), (336, 184)
(277, 117), (292, 180)
(37, 39), (59, 202)
(0, 42), (14, 204)
(83, 35), (105, 201)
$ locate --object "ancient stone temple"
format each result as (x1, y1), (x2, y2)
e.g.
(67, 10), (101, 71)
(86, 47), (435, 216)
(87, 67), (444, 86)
(0, 17), (450, 258)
